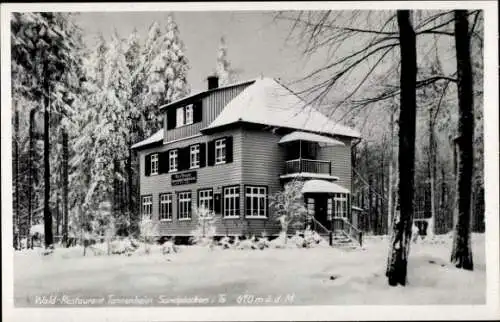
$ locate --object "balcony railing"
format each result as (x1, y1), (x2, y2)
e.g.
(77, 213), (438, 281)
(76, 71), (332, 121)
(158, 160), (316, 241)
(284, 158), (331, 175)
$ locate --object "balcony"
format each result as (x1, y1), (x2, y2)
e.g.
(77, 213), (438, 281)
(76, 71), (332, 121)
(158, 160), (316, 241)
(284, 158), (331, 176)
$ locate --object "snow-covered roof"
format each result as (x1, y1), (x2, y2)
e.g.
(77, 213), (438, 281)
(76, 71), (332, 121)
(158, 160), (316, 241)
(279, 131), (345, 146)
(131, 129), (163, 150)
(158, 78), (256, 111)
(204, 77), (361, 139)
(301, 179), (350, 194)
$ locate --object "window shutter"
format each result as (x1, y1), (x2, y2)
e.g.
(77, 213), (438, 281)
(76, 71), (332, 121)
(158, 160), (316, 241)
(207, 140), (215, 166)
(214, 192), (221, 214)
(199, 142), (206, 168)
(179, 147), (189, 171)
(158, 151), (168, 174)
(145, 154), (151, 176)
(225, 136), (233, 163)
(193, 100), (203, 123)
(167, 108), (176, 130)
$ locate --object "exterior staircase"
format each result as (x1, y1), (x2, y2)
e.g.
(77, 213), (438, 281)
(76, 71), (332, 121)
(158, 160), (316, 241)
(311, 217), (363, 249)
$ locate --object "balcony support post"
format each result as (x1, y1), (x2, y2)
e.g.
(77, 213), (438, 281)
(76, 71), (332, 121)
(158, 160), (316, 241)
(299, 140), (302, 166)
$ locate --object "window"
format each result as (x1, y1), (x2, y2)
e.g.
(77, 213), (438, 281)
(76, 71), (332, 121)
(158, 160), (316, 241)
(176, 107), (184, 127)
(190, 144), (200, 169)
(185, 104), (193, 125)
(306, 198), (315, 217)
(178, 191), (192, 220)
(223, 186), (240, 218)
(141, 195), (153, 220)
(175, 104), (194, 127)
(245, 186), (268, 218)
(327, 198), (333, 216)
(334, 193), (348, 218)
(215, 138), (226, 164)
(159, 193), (173, 221)
(169, 149), (178, 172)
(150, 153), (159, 175)
(198, 189), (213, 212)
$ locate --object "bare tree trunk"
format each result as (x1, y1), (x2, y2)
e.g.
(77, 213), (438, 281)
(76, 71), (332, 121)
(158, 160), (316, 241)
(56, 197), (60, 238)
(368, 175), (373, 233)
(450, 10), (474, 270)
(62, 129), (69, 246)
(428, 107), (436, 238)
(14, 107), (20, 250)
(43, 59), (53, 248)
(127, 147), (133, 235)
(388, 107), (395, 234)
(28, 108), (36, 249)
(386, 10), (417, 286)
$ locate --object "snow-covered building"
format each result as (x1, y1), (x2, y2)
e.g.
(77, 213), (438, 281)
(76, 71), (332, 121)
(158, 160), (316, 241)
(132, 76), (362, 239)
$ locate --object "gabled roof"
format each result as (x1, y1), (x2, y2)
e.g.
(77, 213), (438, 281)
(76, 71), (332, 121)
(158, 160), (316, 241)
(203, 77), (361, 139)
(132, 77), (361, 150)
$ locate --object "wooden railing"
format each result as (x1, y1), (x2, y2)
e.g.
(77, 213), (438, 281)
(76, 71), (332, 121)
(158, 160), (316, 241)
(284, 158), (331, 175)
(309, 216), (331, 236)
(332, 217), (363, 247)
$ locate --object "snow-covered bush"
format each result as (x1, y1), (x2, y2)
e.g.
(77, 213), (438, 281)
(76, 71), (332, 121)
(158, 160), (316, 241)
(303, 227), (324, 248)
(161, 240), (178, 255)
(290, 232), (306, 248)
(269, 179), (308, 242)
(237, 236), (258, 250)
(256, 236), (270, 250)
(232, 236), (241, 249)
(269, 231), (288, 249)
(109, 238), (137, 255)
(190, 206), (216, 247)
(218, 236), (232, 249)
(139, 218), (159, 254)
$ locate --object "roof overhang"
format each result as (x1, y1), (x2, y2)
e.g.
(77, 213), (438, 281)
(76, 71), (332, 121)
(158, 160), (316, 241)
(301, 179), (350, 194)
(279, 131), (345, 146)
(131, 130), (164, 150)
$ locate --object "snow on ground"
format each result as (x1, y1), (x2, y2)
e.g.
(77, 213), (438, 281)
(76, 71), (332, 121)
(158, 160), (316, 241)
(13, 234), (485, 306)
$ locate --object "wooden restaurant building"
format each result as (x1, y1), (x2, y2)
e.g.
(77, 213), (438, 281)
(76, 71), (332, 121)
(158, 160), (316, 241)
(132, 76), (362, 241)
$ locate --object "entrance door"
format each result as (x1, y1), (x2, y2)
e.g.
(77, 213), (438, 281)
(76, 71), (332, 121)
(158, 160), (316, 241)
(314, 194), (330, 229)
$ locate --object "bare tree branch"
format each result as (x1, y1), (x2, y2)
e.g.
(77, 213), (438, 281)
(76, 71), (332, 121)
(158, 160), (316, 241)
(418, 30), (454, 36)
(293, 41), (399, 85)
(416, 76), (457, 87)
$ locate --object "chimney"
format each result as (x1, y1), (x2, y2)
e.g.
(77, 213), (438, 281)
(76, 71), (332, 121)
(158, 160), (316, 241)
(207, 75), (219, 90)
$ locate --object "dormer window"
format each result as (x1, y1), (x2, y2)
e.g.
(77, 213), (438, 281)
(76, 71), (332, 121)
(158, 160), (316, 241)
(176, 104), (194, 128)
(167, 101), (202, 130)
(185, 104), (193, 125)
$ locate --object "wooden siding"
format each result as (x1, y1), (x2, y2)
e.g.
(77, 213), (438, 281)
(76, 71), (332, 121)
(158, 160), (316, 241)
(240, 129), (287, 235)
(139, 128), (247, 236)
(317, 136), (353, 191)
(164, 84), (249, 142)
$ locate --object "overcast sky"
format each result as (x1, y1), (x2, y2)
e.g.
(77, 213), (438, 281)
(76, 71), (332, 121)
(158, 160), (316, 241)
(74, 11), (315, 93)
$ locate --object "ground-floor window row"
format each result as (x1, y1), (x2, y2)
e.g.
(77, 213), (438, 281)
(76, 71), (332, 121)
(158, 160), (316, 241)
(141, 185), (269, 221)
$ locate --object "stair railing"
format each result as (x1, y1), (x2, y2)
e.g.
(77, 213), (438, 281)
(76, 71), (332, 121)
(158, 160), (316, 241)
(309, 216), (331, 235)
(340, 217), (363, 247)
